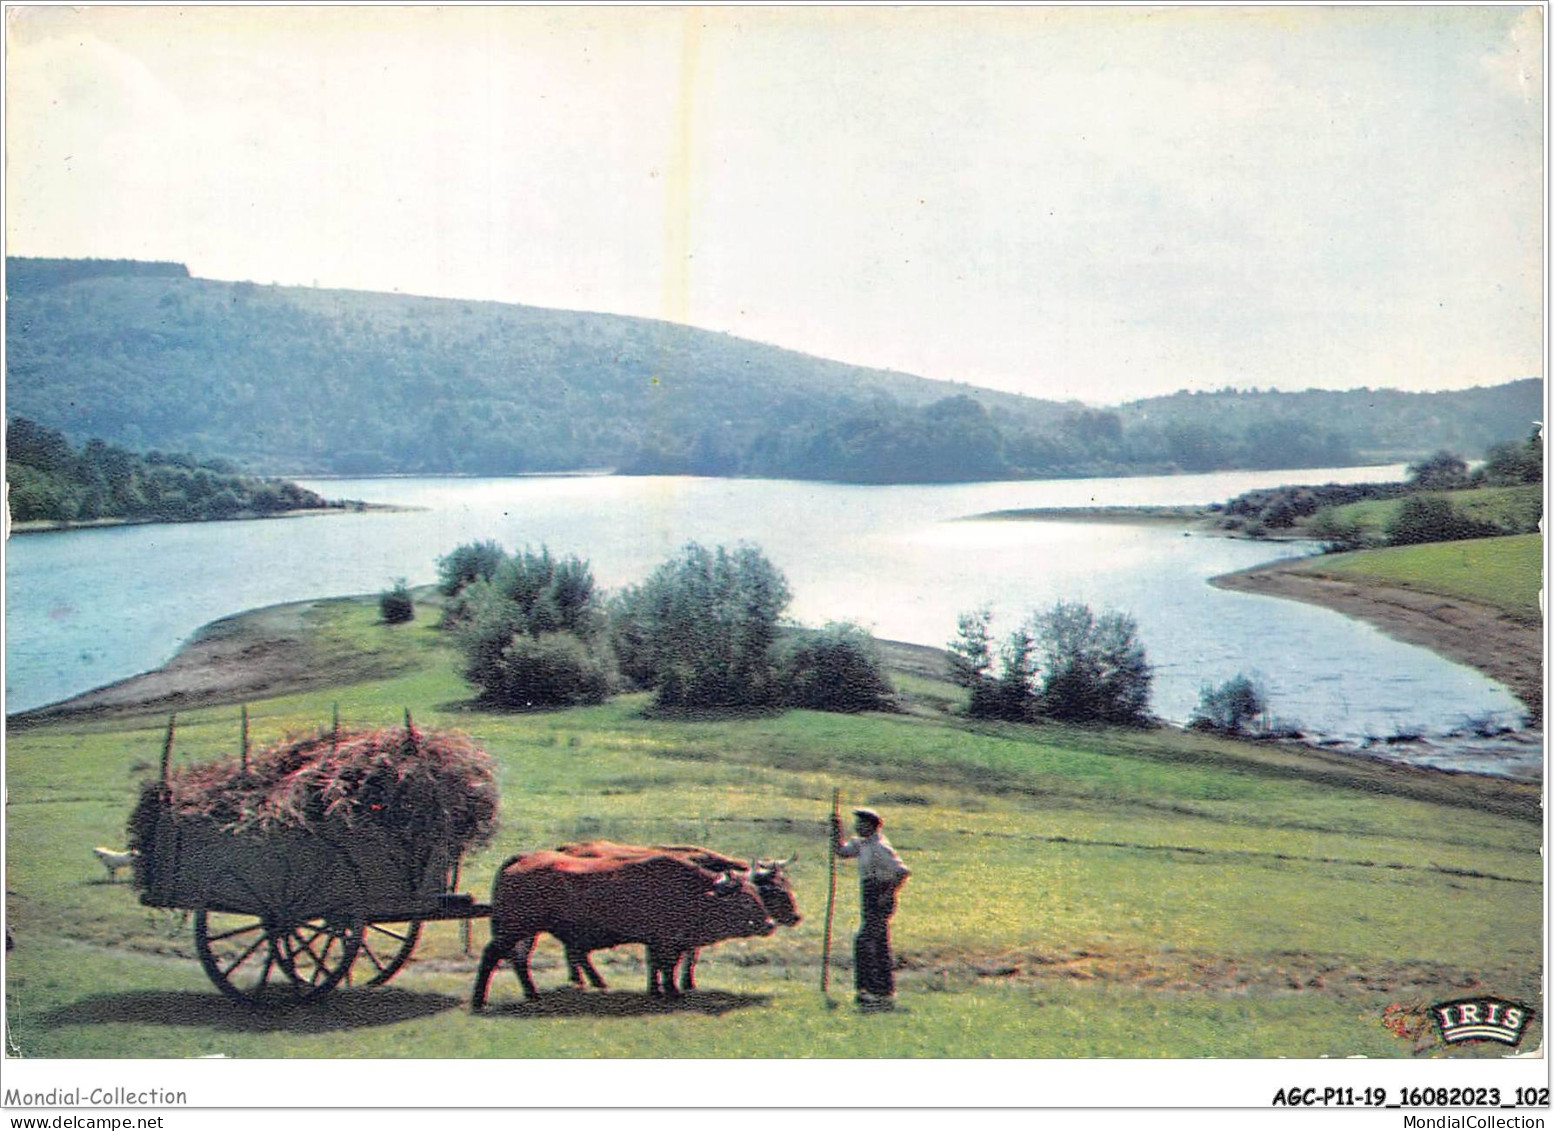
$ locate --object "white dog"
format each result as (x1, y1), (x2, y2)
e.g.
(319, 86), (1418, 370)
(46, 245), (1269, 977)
(92, 847), (138, 882)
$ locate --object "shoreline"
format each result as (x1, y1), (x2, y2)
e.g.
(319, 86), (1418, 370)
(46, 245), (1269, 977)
(6, 599), (349, 726)
(9, 587), (1539, 782)
(7, 500), (414, 536)
(1211, 558), (1542, 724)
(964, 505), (1210, 525)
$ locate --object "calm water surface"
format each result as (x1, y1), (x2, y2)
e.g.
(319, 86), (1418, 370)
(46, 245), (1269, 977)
(4, 467), (1530, 770)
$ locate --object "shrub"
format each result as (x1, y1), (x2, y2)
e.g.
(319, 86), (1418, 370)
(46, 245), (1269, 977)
(1306, 511), (1371, 553)
(1032, 601), (1152, 725)
(379, 579), (416, 624)
(947, 606), (1003, 718)
(455, 579), (533, 689)
(607, 588), (659, 690)
(950, 601), (1153, 725)
(437, 539), (508, 597)
(990, 623), (1038, 721)
(1476, 431), (1542, 486)
(611, 542), (791, 710)
(478, 632), (611, 709)
(1386, 496), (1497, 546)
(1189, 674), (1266, 734)
(446, 544), (601, 632)
(449, 544), (612, 708)
(779, 623), (893, 712)
(1218, 482), (1405, 535)
(1406, 450), (1470, 490)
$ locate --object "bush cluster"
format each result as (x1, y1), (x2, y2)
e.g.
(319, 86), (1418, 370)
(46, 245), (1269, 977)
(1304, 511), (1372, 553)
(1190, 675), (1267, 734)
(1405, 450), (1470, 491)
(1385, 497), (1499, 546)
(436, 540), (507, 599)
(438, 538), (894, 716)
(778, 623), (894, 713)
(440, 543), (612, 709)
(1475, 431), (1542, 486)
(950, 601), (1152, 726)
(482, 632), (611, 709)
(610, 543), (792, 711)
(379, 579), (416, 624)
(1220, 481), (1404, 532)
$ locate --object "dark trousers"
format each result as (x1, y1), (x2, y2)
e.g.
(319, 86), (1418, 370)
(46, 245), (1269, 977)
(855, 878), (898, 996)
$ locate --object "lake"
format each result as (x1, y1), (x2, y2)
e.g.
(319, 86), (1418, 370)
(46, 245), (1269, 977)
(3, 466), (1530, 771)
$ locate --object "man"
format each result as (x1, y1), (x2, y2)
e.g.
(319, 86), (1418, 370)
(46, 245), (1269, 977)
(832, 806), (910, 1008)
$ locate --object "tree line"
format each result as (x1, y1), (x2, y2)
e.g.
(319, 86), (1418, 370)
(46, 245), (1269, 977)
(675, 396), (1361, 482)
(5, 417), (328, 524)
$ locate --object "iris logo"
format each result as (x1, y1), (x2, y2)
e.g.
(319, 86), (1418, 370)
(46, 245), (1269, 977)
(1431, 997), (1534, 1046)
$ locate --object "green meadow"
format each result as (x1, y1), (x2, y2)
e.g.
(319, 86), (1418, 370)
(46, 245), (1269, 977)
(1288, 533), (1543, 623)
(4, 595), (1542, 1058)
(1319, 486), (1542, 543)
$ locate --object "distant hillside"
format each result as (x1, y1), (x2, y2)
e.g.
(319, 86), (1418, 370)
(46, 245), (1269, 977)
(1117, 383), (1544, 467)
(7, 257), (189, 294)
(5, 258), (1542, 481)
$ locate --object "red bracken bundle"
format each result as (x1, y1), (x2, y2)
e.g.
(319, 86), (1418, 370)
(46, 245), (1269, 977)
(129, 724), (499, 862)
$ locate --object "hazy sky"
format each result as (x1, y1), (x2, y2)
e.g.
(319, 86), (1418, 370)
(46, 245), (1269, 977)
(5, 6), (1543, 403)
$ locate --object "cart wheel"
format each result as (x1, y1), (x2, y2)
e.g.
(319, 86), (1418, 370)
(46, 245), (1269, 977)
(354, 919), (423, 986)
(194, 906), (363, 1007)
(193, 861), (364, 1008)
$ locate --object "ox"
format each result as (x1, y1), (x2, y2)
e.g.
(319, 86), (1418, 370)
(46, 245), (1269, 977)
(471, 850), (775, 1008)
(557, 840), (801, 993)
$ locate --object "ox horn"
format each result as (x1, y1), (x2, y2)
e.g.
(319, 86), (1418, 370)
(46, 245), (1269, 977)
(777, 854), (797, 868)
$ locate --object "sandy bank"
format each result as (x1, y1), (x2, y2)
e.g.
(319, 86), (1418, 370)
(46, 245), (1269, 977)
(960, 505), (1321, 543)
(8, 600), (353, 726)
(1212, 559), (1542, 724)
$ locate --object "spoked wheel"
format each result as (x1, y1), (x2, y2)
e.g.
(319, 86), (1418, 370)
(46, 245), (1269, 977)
(193, 857), (364, 1008)
(353, 919), (423, 986)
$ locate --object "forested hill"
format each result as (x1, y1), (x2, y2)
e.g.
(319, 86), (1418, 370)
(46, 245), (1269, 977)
(1115, 383), (1543, 470)
(6, 417), (328, 525)
(6, 257), (1542, 481)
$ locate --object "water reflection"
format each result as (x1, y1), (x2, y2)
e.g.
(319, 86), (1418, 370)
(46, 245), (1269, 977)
(4, 467), (1529, 774)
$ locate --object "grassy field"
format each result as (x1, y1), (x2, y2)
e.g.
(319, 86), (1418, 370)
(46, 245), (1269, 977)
(4, 595), (1542, 1058)
(1318, 485), (1542, 539)
(1288, 533), (1543, 623)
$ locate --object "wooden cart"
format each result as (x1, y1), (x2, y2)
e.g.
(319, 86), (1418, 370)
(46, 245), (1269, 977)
(135, 715), (492, 1008)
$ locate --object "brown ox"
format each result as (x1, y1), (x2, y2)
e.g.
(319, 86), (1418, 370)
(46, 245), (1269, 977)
(471, 850), (775, 1007)
(557, 840), (801, 993)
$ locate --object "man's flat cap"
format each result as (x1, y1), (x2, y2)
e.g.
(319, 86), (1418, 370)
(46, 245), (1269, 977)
(852, 807), (883, 824)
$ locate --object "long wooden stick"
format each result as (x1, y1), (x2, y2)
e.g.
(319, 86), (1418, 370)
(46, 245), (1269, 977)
(159, 713), (177, 785)
(821, 786), (840, 995)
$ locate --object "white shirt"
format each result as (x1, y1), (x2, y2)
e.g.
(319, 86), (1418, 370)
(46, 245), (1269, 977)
(837, 830), (910, 885)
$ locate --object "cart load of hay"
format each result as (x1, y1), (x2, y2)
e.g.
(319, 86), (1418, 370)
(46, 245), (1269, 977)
(129, 720), (499, 920)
